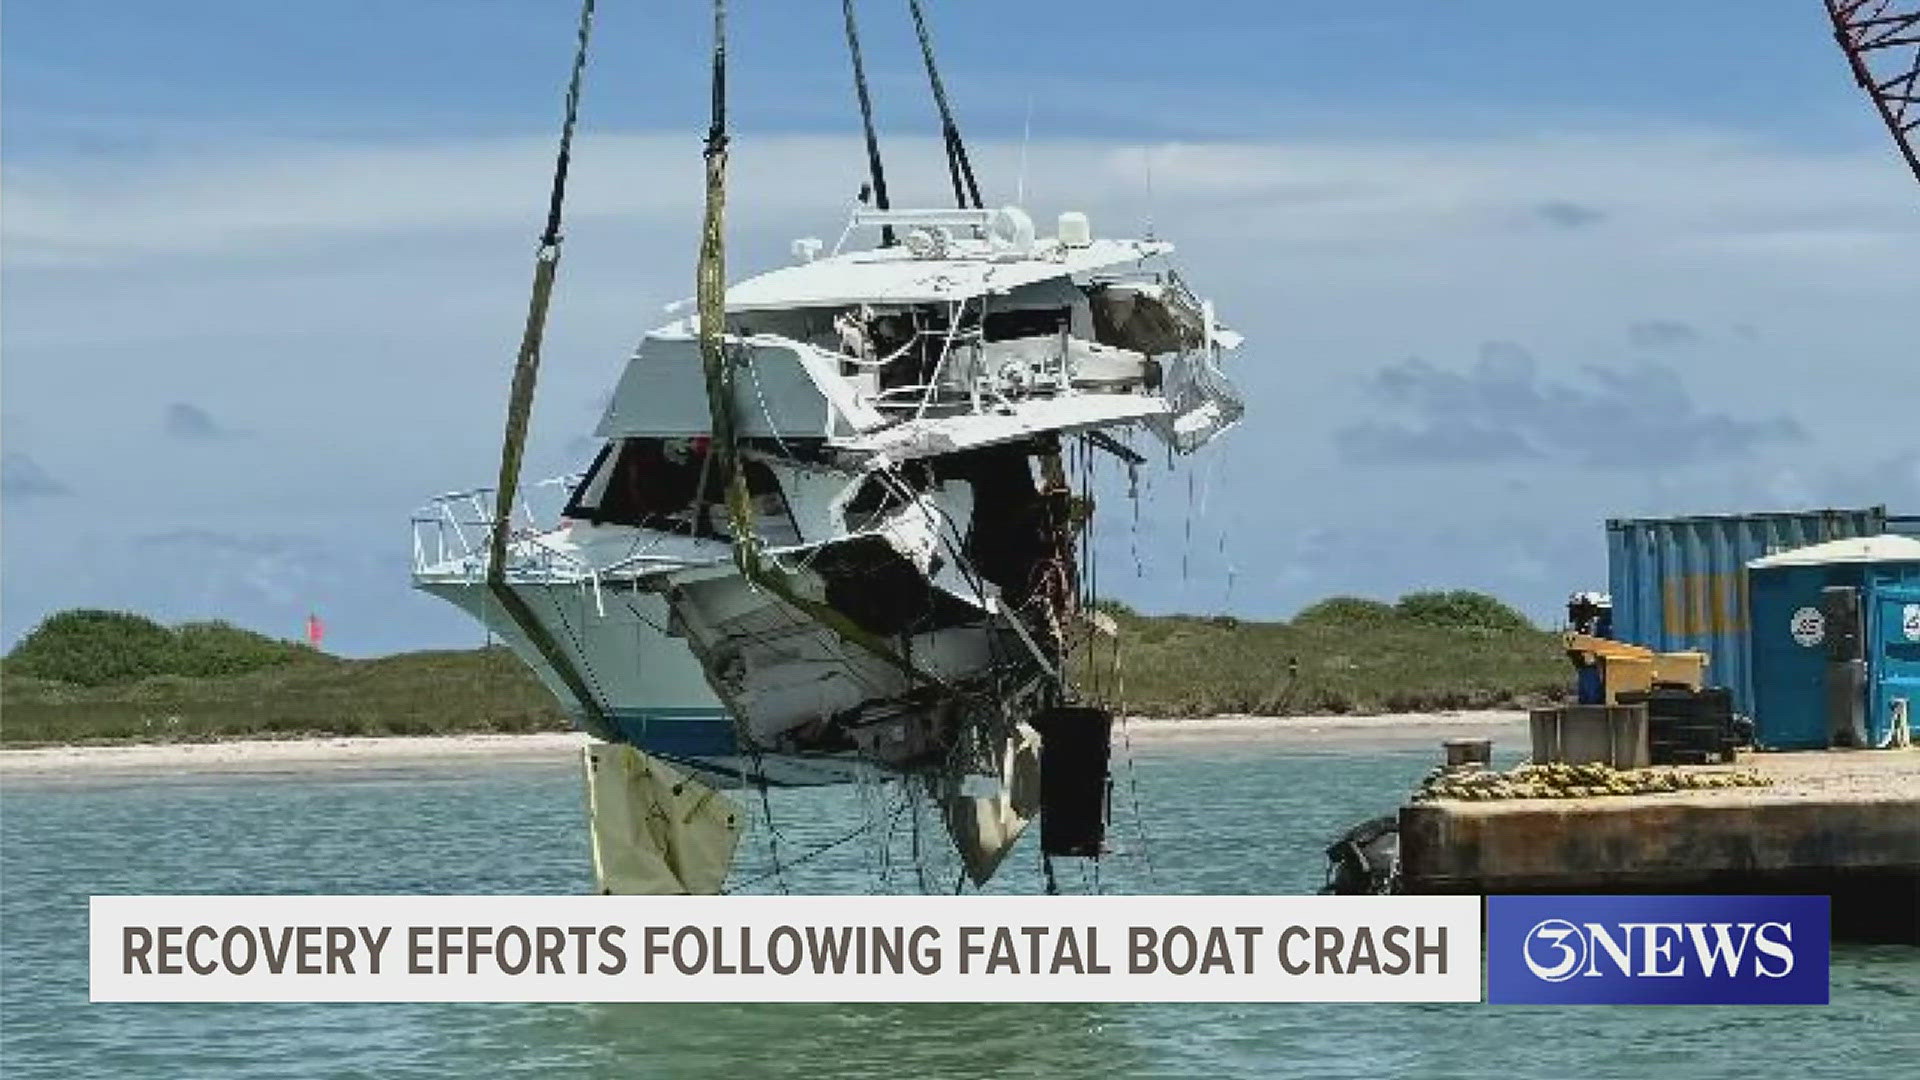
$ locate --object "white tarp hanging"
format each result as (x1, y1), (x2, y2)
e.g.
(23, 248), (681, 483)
(583, 743), (743, 894)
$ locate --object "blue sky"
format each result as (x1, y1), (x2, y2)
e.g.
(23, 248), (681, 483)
(4, 1), (1916, 655)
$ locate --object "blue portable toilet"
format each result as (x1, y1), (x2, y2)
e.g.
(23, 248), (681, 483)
(1747, 534), (1920, 749)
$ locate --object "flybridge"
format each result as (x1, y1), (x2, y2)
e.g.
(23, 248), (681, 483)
(596, 203), (1243, 458)
(723, 206), (1180, 313)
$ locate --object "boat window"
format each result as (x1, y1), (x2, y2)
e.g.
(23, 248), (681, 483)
(1086, 283), (1203, 355)
(981, 307), (1066, 342)
(937, 444), (1069, 608)
(841, 462), (934, 533)
(565, 437), (799, 544)
(564, 441), (619, 516)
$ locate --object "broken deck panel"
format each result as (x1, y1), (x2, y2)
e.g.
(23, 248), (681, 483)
(1399, 750), (1920, 941)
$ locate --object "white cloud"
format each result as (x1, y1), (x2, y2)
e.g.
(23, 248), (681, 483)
(8, 125), (1913, 266)
(4, 122), (1915, 647)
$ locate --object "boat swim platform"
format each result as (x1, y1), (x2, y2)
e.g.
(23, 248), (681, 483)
(1398, 749), (1920, 942)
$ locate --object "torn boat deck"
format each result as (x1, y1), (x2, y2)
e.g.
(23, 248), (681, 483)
(1399, 750), (1920, 941)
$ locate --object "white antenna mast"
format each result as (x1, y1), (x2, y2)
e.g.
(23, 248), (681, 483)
(1015, 94), (1033, 206)
(1143, 145), (1156, 241)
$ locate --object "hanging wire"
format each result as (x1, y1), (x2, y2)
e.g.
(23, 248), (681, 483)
(1118, 445), (1137, 569)
(726, 798), (911, 894)
(1217, 449), (1237, 607)
(752, 766), (789, 894)
(1181, 469), (1195, 583)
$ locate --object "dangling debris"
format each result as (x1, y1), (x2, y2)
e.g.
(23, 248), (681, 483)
(941, 721), (1041, 885)
(1034, 706), (1114, 857)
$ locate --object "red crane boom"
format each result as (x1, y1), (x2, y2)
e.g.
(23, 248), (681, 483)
(1824, 1), (1920, 184)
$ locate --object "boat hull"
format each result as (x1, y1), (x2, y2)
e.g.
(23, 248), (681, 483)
(415, 579), (871, 786)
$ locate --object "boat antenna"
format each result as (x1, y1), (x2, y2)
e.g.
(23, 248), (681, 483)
(907, 0), (982, 209)
(484, 0), (609, 735)
(1016, 93), (1032, 206)
(1144, 146), (1155, 241)
(840, 0), (896, 244)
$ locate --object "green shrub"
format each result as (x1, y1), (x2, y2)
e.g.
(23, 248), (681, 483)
(6, 610), (180, 687)
(1394, 590), (1534, 632)
(173, 620), (313, 677)
(1292, 596), (1397, 626)
(5, 610), (313, 688)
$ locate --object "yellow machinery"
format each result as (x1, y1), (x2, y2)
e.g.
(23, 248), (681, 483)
(1564, 632), (1708, 704)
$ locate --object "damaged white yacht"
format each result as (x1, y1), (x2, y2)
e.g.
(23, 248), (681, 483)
(415, 205), (1243, 797)
(413, 0), (1246, 891)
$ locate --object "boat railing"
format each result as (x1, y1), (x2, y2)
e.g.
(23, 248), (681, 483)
(409, 475), (585, 582)
(831, 205), (1036, 258)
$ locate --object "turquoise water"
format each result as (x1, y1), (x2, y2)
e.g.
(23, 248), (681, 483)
(3, 741), (1916, 1078)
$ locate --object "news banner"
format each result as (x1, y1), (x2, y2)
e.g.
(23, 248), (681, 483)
(90, 894), (1829, 1004)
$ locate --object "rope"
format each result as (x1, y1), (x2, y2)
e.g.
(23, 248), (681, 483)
(907, 0), (983, 208)
(1414, 762), (1772, 802)
(697, 0), (733, 491)
(483, 0), (609, 736)
(841, 0), (896, 244)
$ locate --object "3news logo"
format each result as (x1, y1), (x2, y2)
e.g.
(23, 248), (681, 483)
(1487, 895), (1829, 1004)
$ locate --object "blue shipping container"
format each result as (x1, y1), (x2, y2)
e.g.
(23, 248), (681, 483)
(1606, 508), (1888, 716)
(1748, 539), (1920, 748)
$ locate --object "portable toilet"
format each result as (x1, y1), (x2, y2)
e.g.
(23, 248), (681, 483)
(1746, 534), (1920, 749)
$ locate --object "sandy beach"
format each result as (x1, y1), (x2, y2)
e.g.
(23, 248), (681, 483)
(0, 711), (1528, 780)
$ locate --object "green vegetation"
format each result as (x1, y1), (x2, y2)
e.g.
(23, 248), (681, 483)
(6, 610), (318, 686)
(1076, 592), (1565, 717)
(2, 611), (567, 745)
(1392, 590), (1537, 633)
(1292, 596), (1397, 627)
(1, 593), (1567, 744)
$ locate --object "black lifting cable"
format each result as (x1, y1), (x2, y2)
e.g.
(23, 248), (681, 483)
(907, 0), (983, 209)
(485, 0), (610, 735)
(841, 0), (896, 245)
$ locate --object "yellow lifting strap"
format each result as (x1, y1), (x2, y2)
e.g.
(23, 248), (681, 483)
(483, 0), (612, 736)
(693, 0), (947, 692)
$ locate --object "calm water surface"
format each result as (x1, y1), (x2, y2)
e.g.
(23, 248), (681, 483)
(3, 740), (1915, 1078)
